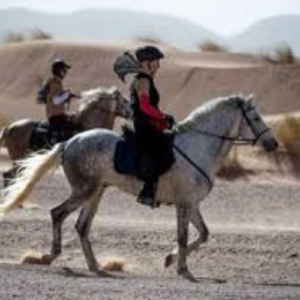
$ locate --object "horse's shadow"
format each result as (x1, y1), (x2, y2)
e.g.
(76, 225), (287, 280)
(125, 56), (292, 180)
(60, 266), (124, 279)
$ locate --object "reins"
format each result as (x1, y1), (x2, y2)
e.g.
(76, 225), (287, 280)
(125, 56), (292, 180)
(173, 104), (271, 191)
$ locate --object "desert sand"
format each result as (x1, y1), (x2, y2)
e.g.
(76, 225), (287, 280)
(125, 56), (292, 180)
(0, 40), (300, 299)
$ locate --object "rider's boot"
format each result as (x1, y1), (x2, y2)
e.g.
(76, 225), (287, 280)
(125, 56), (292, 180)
(137, 177), (159, 208)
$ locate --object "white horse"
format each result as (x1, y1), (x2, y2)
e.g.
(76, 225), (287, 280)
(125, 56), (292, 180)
(0, 95), (278, 281)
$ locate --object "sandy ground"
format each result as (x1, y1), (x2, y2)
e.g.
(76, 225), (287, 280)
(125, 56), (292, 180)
(1, 149), (300, 300)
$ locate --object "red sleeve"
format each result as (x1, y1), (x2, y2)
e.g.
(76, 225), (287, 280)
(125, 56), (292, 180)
(140, 93), (164, 119)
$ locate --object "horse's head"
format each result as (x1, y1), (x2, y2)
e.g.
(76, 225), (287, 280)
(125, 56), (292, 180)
(106, 86), (132, 119)
(237, 95), (278, 152)
(78, 86), (131, 129)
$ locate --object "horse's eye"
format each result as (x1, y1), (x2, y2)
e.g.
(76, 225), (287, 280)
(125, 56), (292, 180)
(253, 117), (260, 122)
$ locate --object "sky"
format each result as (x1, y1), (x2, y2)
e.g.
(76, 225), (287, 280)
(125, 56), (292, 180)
(1, 0), (300, 36)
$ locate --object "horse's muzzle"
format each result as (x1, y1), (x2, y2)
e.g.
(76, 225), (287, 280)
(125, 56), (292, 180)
(263, 139), (278, 152)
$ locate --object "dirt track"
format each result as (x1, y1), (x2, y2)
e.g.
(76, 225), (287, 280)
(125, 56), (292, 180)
(1, 162), (300, 300)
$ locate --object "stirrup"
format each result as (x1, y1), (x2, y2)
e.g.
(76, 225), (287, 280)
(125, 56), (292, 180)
(137, 196), (159, 209)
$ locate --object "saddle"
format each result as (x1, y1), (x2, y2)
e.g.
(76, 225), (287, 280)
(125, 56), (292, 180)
(29, 121), (73, 152)
(114, 126), (175, 181)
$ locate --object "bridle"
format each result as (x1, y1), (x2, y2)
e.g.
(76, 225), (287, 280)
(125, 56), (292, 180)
(173, 103), (271, 192)
(179, 104), (271, 146)
(239, 104), (271, 146)
(88, 94), (130, 118)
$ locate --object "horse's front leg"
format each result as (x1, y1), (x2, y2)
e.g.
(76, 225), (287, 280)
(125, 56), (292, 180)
(176, 204), (197, 282)
(165, 207), (209, 269)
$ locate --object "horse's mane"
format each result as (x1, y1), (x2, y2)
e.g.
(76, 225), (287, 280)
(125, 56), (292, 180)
(178, 95), (247, 131)
(78, 86), (120, 111)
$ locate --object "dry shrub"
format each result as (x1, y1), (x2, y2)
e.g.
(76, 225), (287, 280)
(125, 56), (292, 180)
(198, 40), (228, 52)
(102, 258), (126, 272)
(275, 115), (300, 155)
(260, 45), (298, 65)
(217, 147), (248, 179)
(3, 29), (52, 44)
(136, 36), (163, 45)
(30, 28), (52, 40)
(0, 112), (8, 129)
(4, 32), (26, 43)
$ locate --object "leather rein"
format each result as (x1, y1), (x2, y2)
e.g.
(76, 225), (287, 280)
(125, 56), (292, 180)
(173, 105), (271, 192)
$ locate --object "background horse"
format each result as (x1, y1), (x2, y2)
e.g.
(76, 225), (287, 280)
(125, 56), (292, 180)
(0, 86), (130, 185)
(0, 95), (278, 281)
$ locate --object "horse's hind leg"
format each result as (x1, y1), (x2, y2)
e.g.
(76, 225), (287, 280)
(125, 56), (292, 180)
(3, 164), (19, 188)
(75, 186), (105, 274)
(3, 169), (12, 187)
(42, 192), (86, 264)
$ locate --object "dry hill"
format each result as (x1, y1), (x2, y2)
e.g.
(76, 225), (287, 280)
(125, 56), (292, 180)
(0, 40), (300, 122)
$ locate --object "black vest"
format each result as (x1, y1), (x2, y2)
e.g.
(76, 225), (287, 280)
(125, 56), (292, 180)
(130, 72), (160, 121)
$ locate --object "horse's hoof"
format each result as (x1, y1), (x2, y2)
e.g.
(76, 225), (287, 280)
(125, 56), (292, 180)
(88, 262), (102, 274)
(164, 254), (174, 268)
(40, 254), (54, 265)
(178, 268), (198, 283)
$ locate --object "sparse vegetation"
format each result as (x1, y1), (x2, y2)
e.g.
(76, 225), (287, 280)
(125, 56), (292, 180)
(259, 45), (298, 65)
(136, 36), (163, 45)
(3, 29), (53, 44)
(4, 32), (26, 43)
(274, 115), (300, 155)
(0, 112), (8, 129)
(29, 28), (52, 40)
(198, 40), (228, 52)
(216, 147), (252, 179)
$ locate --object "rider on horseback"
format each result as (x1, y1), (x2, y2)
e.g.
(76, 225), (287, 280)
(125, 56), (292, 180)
(131, 46), (175, 207)
(114, 45), (175, 207)
(44, 59), (78, 141)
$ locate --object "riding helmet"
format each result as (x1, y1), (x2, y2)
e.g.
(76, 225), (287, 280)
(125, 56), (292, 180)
(135, 45), (164, 62)
(52, 59), (72, 76)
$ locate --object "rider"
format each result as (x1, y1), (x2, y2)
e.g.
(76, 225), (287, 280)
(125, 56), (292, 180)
(45, 59), (77, 141)
(130, 45), (175, 208)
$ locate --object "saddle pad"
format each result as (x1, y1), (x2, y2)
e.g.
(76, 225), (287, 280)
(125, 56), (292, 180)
(114, 136), (138, 175)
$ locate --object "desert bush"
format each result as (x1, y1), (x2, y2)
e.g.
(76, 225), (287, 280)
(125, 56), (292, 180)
(4, 32), (26, 43)
(260, 45), (298, 65)
(217, 147), (244, 179)
(136, 36), (163, 45)
(30, 28), (52, 40)
(0, 112), (8, 129)
(274, 115), (300, 155)
(198, 40), (228, 52)
(3, 29), (52, 44)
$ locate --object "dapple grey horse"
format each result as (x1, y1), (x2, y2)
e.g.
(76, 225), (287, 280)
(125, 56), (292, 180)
(0, 95), (278, 281)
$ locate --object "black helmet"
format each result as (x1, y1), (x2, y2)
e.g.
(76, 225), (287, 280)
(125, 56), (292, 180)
(135, 45), (164, 62)
(52, 59), (71, 76)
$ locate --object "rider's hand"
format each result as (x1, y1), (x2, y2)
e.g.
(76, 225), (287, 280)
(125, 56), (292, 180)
(65, 90), (80, 101)
(69, 92), (80, 99)
(164, 114), (175, 128)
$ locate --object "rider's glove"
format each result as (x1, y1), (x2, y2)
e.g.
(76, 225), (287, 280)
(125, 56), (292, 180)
(164, 114), (175, 128)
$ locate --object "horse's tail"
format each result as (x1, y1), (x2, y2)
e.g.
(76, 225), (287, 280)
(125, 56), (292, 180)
(0, 127), (7, 149)
(0, 143), (65, 215)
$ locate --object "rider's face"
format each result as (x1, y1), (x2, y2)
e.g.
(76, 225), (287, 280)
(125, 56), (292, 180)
(140, 60), (160, 76)
(60, 68), (68, 79)
(149, 60), (160, 75)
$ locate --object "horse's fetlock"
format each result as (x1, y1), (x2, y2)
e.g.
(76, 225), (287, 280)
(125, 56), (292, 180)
(51, 245), (61, 256)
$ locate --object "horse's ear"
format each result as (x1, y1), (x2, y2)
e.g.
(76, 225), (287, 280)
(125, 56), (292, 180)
(108, 86), (119, 97)
(246, 94), (254, 105)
